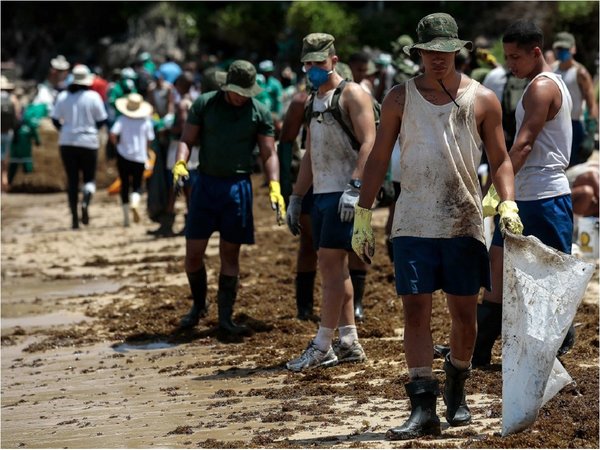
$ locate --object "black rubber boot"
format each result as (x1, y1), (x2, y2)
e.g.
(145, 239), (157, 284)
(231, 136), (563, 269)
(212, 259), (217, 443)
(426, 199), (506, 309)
(295, 271), (315, 320)
(557, 323), (576, 356)
(70, 202), (79, 229)
(443, 354), (471, 426)
(386, 379), (441, 440)
(179, 267), (208, 329)
(217, 274), (251, 336)
(81, 191), (92, 225)
(350, 269), (366, 322)
(147, 213), (176, 237)
(472, 300), (502, 367)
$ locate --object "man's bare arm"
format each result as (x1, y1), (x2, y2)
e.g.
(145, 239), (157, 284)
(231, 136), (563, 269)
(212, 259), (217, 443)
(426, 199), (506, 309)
(357, 84), (404, 209)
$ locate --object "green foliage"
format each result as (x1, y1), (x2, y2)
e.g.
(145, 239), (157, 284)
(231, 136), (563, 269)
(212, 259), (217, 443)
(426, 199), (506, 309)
(208, 2), (286, 55)
(285, 1), (359, 57)
(557, 1), (598, 21)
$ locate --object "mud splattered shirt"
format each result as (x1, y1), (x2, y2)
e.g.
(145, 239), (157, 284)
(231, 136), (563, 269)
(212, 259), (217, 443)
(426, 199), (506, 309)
(392, 78), (485, 244)
(309, 87), (358, 194)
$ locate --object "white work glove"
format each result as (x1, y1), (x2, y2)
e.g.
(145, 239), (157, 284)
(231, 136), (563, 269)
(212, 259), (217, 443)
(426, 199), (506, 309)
(338, 184), (360, 222)
(286, 194), (303, 236)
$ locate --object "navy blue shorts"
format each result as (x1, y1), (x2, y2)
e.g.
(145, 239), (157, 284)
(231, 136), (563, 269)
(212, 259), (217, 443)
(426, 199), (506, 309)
(393, 236), (491, 296)
(185, 172), (254, 244)
(491, 194), (573, 253)
(311, 192), (353, 251)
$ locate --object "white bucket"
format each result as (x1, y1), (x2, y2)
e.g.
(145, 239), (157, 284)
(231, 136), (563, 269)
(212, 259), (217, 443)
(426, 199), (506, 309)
(577, 216), (599, 259)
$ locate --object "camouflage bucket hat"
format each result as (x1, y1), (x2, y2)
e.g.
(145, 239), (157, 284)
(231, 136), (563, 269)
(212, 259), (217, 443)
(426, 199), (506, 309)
(216, 60), (263, 97)
(300, 33), (335, 62)
(404, 13), (473, 56)
(391, 34), (414, 54)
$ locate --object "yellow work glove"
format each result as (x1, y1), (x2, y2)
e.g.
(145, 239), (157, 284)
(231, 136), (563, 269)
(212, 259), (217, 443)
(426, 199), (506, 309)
(269, 180), (286, 226)
(172, 160), (189, 188)
(497, 200), (524, 235)
(351, 205), (375, 264)
(482, 184), (501, 217)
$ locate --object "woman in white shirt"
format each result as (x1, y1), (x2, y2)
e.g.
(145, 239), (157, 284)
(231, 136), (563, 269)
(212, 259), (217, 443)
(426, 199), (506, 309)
(52, 65), (107, 229)
(109, 93), (155, 226)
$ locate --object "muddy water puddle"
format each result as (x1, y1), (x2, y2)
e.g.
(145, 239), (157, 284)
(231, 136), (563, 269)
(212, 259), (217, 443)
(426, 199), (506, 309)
(1, 277), (121, 304)
(1, 311), (90, 330)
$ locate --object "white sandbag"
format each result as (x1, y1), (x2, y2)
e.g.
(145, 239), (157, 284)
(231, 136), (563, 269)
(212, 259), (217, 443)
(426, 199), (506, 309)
(541, 358), (572, 407)
(501, 233), (595, 436)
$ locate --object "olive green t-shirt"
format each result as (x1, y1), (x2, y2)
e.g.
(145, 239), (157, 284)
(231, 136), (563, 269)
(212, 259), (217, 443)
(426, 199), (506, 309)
(187, 91), (274, 177)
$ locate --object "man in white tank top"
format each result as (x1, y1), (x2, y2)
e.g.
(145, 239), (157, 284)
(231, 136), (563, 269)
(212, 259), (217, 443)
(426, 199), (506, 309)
(552, 31), (598, 166)
(351, 13), (522, 440)
(285, 33), (376, 372)
(474, 20), (579, 369)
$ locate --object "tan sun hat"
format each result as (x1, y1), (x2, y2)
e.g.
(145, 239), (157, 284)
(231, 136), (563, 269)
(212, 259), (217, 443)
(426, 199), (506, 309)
(115, 93), (153, 119)
(1, 75), (15, 90)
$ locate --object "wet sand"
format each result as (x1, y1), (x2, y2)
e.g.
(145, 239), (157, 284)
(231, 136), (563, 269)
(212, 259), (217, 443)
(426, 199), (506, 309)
(2, 160), (599, 448)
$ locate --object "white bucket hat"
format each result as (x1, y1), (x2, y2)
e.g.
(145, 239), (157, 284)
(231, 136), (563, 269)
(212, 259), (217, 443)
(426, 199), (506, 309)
(71, 64), (95, 86)
(51, 55), (70, 71)
(1, 75), (15, 90)
(115, 93), (153, 119)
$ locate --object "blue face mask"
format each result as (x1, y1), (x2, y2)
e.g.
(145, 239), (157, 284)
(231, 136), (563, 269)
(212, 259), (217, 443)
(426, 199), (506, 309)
(307, 66), (332, 89)
(556, 48), (571, 62)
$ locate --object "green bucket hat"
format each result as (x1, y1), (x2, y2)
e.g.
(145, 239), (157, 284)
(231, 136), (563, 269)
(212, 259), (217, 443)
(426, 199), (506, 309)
(391, 34), (414, 55)
(404, 13), (473, 56)
(216, 60), (263, 97)
(553, 31), (575, 49)
(300, 33), (335, 62)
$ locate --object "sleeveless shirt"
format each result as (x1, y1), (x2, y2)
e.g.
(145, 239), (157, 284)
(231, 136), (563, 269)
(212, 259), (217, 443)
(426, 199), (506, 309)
(554, 64), (583, 120)
(392, 77), (485, 244)
(514, 72), (572, 201)
(310, 87), (358, 194)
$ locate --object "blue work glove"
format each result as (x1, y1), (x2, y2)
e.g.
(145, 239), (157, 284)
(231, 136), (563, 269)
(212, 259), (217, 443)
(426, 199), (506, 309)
(286, 194), (303, 236)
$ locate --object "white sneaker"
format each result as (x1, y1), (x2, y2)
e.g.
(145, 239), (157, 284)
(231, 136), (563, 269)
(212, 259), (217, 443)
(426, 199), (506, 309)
(286, 340), (338, 372)
(332, 339), (367, 363)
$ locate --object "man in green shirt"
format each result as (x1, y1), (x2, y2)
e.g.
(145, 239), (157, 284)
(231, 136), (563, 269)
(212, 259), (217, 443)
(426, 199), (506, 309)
(172, 60), (286, 336)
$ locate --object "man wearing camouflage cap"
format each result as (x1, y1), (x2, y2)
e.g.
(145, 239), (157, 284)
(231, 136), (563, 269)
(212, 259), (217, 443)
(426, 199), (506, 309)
(173, 60), (286, 337)
(285, 33), (376, 372)
(351, 13), (521, 439)
(552, 31), (598, 166)
(391, 34), (420, 85)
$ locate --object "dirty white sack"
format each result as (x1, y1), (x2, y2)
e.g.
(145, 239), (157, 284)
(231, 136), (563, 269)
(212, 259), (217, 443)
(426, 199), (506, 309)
(501, 232), (595, 436)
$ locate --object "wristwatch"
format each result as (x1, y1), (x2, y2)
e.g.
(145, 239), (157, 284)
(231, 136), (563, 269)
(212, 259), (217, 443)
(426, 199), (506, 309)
(349, 178), (362, 189)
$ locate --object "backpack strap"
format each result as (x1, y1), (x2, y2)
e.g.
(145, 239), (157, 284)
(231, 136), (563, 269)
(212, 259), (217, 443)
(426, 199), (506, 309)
(304, 80), (361, 151)
(329, 80), (361, 151)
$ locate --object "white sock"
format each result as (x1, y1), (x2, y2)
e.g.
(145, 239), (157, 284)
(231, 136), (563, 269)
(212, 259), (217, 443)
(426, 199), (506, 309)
(130, 192), (141, 209)
(408, 366), (433, 380)
(450, 354), (471, 370)
(313, 326), (335, 352)
(338, 325), (358, 347)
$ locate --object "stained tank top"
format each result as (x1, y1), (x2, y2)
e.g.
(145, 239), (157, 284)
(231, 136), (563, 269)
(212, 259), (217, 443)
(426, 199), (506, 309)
(514, 72), (572, 201)
(554, 64), (583, 120)
(392, 77), (485, 244)
(310, 87), (358, 194)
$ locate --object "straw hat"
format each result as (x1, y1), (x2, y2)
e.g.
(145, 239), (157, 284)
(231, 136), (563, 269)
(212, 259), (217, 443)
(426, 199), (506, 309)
(115, 93), (153, 119)
(1, 75), (15, 90)
(71, 64), (95, 86)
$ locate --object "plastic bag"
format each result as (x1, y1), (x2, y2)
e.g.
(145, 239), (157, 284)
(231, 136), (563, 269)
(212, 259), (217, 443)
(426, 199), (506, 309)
(501, 232), (595, 436)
